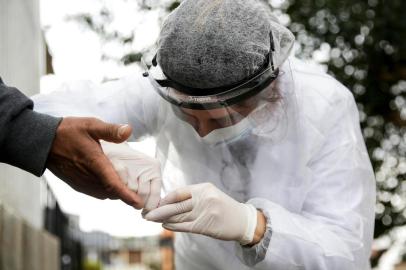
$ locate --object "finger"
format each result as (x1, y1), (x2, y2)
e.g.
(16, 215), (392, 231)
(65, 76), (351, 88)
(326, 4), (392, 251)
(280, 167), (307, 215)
(69, 184), (109, 200)
(92, 191), (120, 200)
(127, 175), (139, 192)
(163, 222), (194, 233)
(110, 159), (129, 185)
(144, 198), (193, 222)
(106, 194), (120, 200)
(160, 187), (192, 206)
(87, 118), (132, 143)
(144, 178), (162, 211)
(137, 178), (151, 204)
(164, 212), (194, 224)
(91, 152), (143, 209)
(75, 184), (121, 200)
(87, 192), (109, 200)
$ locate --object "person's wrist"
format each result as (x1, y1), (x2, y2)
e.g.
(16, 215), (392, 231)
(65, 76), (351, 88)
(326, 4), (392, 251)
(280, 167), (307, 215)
(239, 203), (258, 245)
(248, 210), (266, 246)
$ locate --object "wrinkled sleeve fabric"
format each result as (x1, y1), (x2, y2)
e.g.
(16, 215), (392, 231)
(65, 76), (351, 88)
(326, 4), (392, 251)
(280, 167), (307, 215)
(0, 77), (62, 176)
(235, 93), (376, 269)
(33, 74), (160, 141)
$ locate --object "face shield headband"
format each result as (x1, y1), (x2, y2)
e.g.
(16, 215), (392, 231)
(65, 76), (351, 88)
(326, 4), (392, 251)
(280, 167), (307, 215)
(142, 32), (279, 110)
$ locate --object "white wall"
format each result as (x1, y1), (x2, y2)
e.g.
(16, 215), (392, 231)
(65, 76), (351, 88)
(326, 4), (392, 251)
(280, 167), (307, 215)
(0, 0), (46, 229)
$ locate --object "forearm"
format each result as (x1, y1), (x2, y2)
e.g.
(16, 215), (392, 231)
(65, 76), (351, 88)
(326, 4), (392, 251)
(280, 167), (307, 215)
(235, 198), (370, 269)
(0, 78), (62, 176)
(1, 109), (61, 176)
(248, 210), (267, 246)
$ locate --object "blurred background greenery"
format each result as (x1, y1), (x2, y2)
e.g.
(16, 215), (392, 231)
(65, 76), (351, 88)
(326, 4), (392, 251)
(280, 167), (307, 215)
(286, 0), (406, 239)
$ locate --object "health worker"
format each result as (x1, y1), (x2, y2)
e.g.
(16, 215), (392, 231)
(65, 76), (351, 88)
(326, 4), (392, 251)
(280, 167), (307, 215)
(34, 0), (376, 269)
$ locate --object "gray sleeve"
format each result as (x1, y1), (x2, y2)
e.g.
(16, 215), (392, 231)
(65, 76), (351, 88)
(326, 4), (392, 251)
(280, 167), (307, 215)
(234, 201), (273, 266)
(0, 77), (62, 176)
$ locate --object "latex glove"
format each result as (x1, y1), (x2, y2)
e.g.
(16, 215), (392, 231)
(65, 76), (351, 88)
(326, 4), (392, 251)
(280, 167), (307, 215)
(144, 183), (258, 245)
(101, 141), (162, 211)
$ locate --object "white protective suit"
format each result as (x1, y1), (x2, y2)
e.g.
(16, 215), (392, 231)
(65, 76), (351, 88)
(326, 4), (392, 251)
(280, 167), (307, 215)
(33, 58), (376, 270)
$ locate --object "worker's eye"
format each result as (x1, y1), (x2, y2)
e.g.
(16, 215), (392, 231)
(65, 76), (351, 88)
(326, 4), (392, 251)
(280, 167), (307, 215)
(209, 116), (226, 127)
(185, 115), (199, 129)
(177, 111), (199, 129)
(212, 114), (243, 127)
(230, 113), (245, 123)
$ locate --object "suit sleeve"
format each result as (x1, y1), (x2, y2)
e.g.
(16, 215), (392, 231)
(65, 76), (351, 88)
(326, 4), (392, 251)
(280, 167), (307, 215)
(32, 74), (160, 141)
(0, 77), (62, 176)
(235, 93), (375, 270)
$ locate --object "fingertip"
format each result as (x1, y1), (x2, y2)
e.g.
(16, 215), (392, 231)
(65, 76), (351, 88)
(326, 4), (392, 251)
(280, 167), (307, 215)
(157, 198), (161, 207)
(143, 212), (154, 221)
(162, 223), (173, 231)
(132, 197), (144, 210)
(141, 208), (149, 218)
(118, 124), (132, 140)
(108, 175), (143, 209)
(122, 190), (144, 209)
(144, 209), (163, 222)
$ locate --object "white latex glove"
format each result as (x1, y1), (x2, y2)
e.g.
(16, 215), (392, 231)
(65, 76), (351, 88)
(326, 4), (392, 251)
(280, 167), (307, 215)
(101, 141), (162, 211)
(144, 183), (258, 245)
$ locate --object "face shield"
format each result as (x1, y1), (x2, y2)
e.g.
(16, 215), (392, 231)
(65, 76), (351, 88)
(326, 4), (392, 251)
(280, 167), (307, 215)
(142, 32), (290, 146)
(144, 25), (299, 200)
(151, 59), (299, 200)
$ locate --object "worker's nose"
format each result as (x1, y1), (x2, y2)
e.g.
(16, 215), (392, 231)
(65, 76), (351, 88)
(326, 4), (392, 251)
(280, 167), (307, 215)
(195, 122), (217, 137)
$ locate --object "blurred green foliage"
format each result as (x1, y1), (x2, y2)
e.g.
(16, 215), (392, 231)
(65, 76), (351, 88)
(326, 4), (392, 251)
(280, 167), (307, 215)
(284, 0), (406, 238)
(83, 260), (102, 270)
(167, 1), (181, 11)
(122, 52), (143, 65)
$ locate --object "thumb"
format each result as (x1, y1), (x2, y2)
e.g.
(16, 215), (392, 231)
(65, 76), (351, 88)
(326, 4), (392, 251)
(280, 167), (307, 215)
(87, 118), (132, 143)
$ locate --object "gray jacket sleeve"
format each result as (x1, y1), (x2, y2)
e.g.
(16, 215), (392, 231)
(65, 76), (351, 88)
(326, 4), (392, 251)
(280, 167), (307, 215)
(0, 77), (62, 176)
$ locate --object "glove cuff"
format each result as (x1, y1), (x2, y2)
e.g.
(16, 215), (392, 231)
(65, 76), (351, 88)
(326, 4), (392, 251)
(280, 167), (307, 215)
(239, 203), (258, 245)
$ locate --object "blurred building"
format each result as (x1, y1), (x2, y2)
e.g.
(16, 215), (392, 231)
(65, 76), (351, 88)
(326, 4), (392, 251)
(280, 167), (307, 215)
(0, 0), (45, 231)
(44, 189), (84, 270)
(159, 230), (175, 270)
(0, 1), (173, 269)
(0, 1), (79, 269)
(69, 221), (174, 270)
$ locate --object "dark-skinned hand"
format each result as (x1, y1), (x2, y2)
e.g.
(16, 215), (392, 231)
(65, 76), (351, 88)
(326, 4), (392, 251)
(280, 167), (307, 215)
(46, 117), (143, 209)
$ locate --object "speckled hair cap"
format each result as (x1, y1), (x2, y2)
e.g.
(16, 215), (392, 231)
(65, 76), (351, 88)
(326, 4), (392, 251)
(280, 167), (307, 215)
(156, 0), (295, 91)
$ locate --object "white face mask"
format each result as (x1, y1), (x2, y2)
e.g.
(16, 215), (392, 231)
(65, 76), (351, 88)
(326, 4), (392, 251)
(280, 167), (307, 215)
(199, 117), (253, 147)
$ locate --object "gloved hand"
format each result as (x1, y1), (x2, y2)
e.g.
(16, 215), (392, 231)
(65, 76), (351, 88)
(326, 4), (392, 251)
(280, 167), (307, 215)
(101, 141), (162, 211)
(144, 183), (258, 245)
